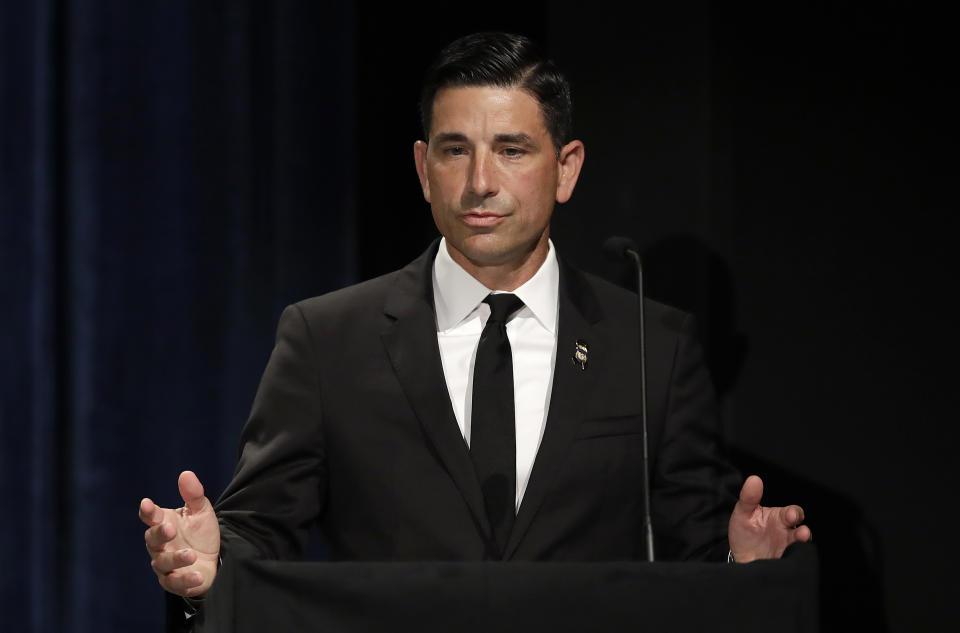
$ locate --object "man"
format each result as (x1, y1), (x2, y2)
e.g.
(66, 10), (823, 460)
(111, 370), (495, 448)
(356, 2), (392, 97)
(141, 31), (810, 609)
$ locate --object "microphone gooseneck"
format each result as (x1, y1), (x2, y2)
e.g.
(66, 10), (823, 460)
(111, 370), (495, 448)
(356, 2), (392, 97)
(603, 235), (655, 563)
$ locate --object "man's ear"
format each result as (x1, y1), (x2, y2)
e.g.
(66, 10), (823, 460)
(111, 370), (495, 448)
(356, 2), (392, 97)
(413, 140), (431, 202)
(555, 140), (585, 204)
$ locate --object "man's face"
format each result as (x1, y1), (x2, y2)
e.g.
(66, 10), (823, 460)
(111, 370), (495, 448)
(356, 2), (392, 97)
(414, 86), (583, 272)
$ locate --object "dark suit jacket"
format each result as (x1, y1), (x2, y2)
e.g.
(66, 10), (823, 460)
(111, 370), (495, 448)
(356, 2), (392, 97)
(213, 239), (739, 567)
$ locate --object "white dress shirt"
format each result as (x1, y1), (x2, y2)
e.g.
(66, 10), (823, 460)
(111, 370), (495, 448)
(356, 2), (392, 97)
(432, 238), (559, 511)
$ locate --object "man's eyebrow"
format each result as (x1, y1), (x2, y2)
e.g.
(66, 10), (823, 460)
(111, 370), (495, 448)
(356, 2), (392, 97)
(430, 132), (537, 146)
(494, 133), (535, 146)
(431, 132), (469, 144)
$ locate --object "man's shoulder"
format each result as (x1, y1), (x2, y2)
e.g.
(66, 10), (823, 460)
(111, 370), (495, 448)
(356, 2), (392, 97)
(295, 269), (401, 317)
(570, 265), (694, 337)
(288, 270), (407, 339)
(287, 241), (437, 327)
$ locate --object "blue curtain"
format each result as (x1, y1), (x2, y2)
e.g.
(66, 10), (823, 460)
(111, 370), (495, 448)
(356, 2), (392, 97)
(0, 2), (355, 630)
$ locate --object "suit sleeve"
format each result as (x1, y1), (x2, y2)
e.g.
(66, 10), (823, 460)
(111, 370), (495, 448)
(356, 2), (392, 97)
(650, 313), (740, 562)
(214, 303), (327, 562)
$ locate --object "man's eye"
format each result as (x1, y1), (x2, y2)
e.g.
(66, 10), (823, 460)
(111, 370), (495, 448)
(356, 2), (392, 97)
(503, 147), (526, 158)
(444, 146), (467, 156)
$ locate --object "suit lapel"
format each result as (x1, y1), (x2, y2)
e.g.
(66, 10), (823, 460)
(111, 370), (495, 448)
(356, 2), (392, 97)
(379, 240), (492, 542)
(504, 259), (603, 559)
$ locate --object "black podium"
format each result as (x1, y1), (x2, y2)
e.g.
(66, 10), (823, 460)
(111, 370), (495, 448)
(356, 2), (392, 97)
(191, 543), (817, 633)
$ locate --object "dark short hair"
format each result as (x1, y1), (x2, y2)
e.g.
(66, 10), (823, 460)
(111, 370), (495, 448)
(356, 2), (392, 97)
(419, 32), (573, 154)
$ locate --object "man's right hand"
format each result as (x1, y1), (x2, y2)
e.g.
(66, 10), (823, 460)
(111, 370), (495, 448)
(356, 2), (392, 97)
(140, 470), (221, 597)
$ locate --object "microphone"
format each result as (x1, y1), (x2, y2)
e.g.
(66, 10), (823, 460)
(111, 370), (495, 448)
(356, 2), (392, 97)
(603, 235), (655, 563)
(601, 235), (639, 261)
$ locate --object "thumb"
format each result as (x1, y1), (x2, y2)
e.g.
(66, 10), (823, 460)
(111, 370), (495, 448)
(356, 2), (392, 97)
(733, 475), (764, 518)
(178, 470), (208, 514)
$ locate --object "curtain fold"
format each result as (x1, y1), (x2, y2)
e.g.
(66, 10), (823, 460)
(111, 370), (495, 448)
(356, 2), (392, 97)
(1, 2), (61, 631)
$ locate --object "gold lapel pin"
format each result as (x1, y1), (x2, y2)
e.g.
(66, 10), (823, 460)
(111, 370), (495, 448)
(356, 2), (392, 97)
(573, 340), (588, 370)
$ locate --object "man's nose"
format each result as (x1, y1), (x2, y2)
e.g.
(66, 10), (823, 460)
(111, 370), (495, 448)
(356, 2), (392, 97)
(468, 150), (498, 197)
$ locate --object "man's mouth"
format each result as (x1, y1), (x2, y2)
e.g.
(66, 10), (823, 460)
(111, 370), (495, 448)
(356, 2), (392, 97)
(461, 211), (506, 227)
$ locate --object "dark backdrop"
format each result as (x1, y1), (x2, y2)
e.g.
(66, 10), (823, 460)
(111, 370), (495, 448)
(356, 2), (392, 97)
(1, 2), (954, 632)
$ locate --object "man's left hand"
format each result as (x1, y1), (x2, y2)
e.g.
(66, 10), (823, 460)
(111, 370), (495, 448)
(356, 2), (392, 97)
(728, 475), (811, 563)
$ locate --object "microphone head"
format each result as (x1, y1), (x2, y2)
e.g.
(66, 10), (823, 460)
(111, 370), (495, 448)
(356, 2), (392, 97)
(602, 235), (639, 260)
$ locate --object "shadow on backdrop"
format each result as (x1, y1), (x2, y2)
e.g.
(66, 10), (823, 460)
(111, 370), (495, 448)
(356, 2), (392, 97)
(600, 234), (747, 398)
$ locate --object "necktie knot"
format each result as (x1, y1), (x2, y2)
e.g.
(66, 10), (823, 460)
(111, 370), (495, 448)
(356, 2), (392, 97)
(483, 293), (525, 324)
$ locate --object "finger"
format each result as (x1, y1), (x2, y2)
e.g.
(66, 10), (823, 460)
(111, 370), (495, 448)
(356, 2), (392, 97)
(151, 548), (197, 574)
(139, 498), (164, 527)
(178, 470), (207, 514)
(144, 521), (176, 552)
(794, 525), (812, 542)
(732, 475), (764, 517)
(781, 504), (805, 527)
(160, 568), (206, 597)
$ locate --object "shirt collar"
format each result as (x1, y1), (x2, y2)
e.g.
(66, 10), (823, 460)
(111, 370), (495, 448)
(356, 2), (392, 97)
(432, 237), (559, 334)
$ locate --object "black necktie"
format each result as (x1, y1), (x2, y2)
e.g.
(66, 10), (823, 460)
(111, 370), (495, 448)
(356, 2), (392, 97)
(470, 293), (525, 557)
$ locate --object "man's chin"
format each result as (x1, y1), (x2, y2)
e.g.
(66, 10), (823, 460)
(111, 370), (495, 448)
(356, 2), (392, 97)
(448, 234), (541, 269)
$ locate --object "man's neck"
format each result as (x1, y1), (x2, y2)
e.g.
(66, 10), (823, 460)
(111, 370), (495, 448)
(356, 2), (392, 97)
(445, 232), (550, 292)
